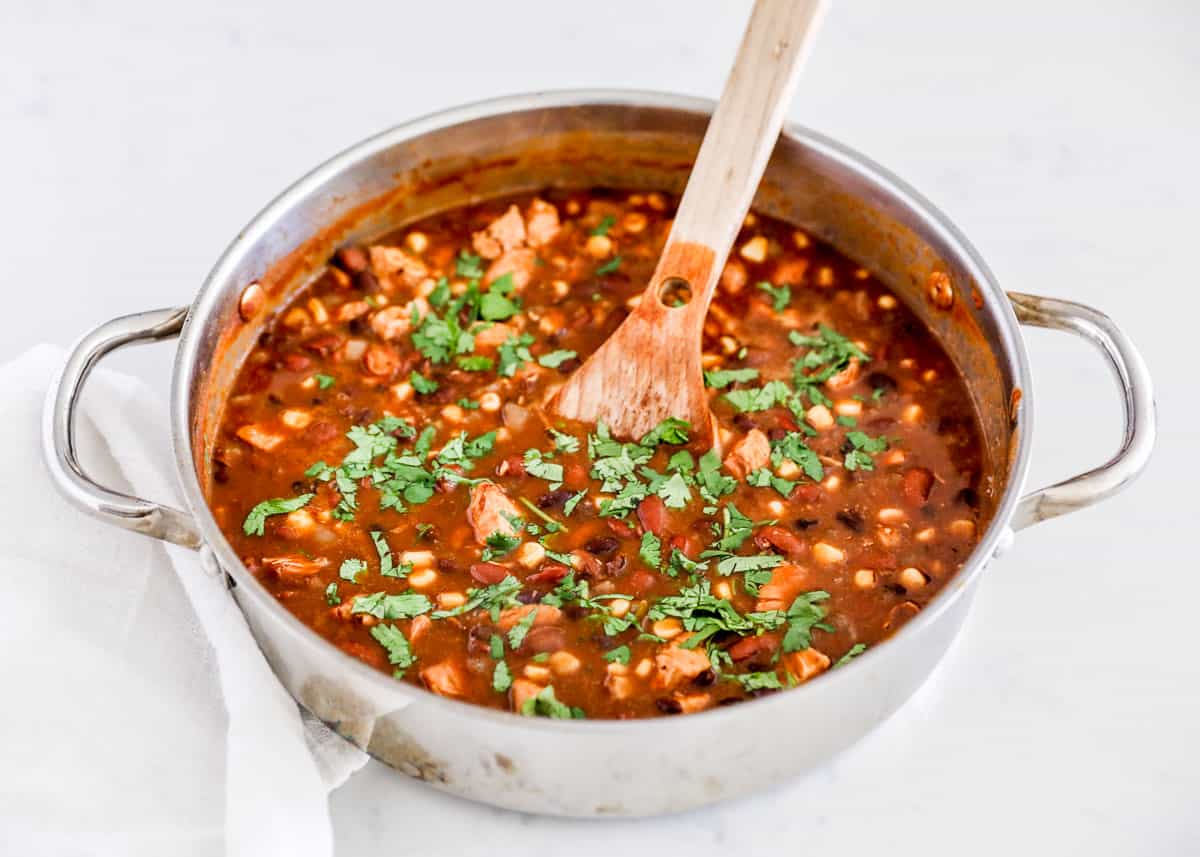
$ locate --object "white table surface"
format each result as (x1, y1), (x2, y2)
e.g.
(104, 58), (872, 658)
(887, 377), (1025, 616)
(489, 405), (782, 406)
(5, 1), (1197, 854)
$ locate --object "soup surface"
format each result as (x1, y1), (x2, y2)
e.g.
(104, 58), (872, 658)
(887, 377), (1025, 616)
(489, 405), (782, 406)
(210, 189), (986, 719)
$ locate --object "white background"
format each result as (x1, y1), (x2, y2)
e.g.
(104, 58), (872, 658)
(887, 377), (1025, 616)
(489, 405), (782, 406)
(4, 1), (1198, 854)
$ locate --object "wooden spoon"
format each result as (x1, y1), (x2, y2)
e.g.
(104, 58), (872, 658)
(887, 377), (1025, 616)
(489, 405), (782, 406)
(548, 0), (827, 442)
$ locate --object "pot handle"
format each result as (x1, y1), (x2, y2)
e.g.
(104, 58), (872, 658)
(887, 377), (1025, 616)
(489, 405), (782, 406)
(42, 307), (203, 550)
(1008, 292), (1155, 530)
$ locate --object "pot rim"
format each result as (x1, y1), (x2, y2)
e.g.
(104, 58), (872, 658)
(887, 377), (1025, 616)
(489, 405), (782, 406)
(171, 88), (1034, 733)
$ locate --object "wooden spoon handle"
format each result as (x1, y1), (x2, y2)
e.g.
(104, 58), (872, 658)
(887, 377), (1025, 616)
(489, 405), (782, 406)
(650, 0), (827, 309)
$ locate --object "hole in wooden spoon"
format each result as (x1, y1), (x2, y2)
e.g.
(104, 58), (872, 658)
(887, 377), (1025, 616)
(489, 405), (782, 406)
(658, 277), (693, 307)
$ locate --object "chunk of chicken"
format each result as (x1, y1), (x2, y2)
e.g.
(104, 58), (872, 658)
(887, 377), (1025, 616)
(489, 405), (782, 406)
(651, 643), (711, 691)
(825, 357), (861, 391)
(472, 205), (527, 260)
(261, 555), (329, 582)
(754, 563), (810, 612)
(510, 678), (543, 712)
(466, 482), (521, 545)
(370, 306), (412, 341)
(369, 245), (428, 291)
(485, 248), (537, 290)
(473, 321), (517, 350)
(723, 428), (770, 480)
(420, 661), (467, 698)
(525, 199), (561, 247)
(496, 604), (564, 633)
(236, 424), (285, 452)
(782, 647), (831, 683)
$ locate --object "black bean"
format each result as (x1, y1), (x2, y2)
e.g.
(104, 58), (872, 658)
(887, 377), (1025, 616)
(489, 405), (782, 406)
(347, 317), (367, 336)
(836, 509), (865, 532)
(584, 536), (620, 558)
(354, 270), (381, 293)
(840, 437), (856, 455)
(956, 487), (980, 508)
(436, 557), (461, 574)
(865, 371), (897, 393)
(655, 698), (683, 715)
(692, 669), (716, 687)
(537, 489), (574, 511)
(516, 589), (540, 605)
(290, 480), (307, 494)
(717, 696), (744, 707)
(556, 357), (581, 374)
(733, 413), (758, 432)
(213, 460), (230, 484)
(794, 518), (819, 530)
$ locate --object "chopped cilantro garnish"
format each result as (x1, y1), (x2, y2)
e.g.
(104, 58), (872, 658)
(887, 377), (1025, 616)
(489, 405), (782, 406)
(734, 671), (785, 692)
(595, 256), (622, 276)
(520, 685), (584, 719)
(492, 660), (513, 693)
(548, 428), (580, 454)
(603, 645), (631, 665)
(324, 582), (340, 606)
(371, 530), (409, 578)
(771, 432), (824, 482)
(537, 349), (577, 368)
(836, 415), (857, 427)
(843, 431), (888, 472)
(455, 250), (485, 279)
(351, 591), (433, 620)
(410, 371), (439, 395)
(433, 575), (522, 619)
(507, 608), (539, 649)
(640, 417), (691, 447)
(639, 531), (662, 568)
(723, 380), (792, 413)
(703, 367), (760, 389)
(590, 214), (616, 237)
(498, 333), (535, 377)
(339, 558), (367, 583)
(456, 355), (495, 372)
(523, 449), (564, 487)
(242, 494), (313, 537)
(562, 490), (587, 516)
(482, 529), (522, 562)
(835, 643), (868, 668)
(747, 468), (796, 496)
(315, 373), (336, 390)
(781, 590), (833, 653)
(370, 624), (416, 677)
(479, 273), (521, 321)
(757, 281), (792, 311)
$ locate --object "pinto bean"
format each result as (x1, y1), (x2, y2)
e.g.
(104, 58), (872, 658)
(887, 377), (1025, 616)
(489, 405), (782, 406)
(754, 525), (806, 560)
(335, 245), (369, 273)
(903, 467), (935, 505)
(637, 495), (667, 536)
(728, 634), (779, 663)
(470, 562), (510, 585)
(524, 626), (567, 654)
(584, 536), (620, 558)
(527, 562), (570, 585)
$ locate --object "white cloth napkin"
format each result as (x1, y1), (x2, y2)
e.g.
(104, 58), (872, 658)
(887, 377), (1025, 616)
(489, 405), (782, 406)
(0, 346), (366, 857)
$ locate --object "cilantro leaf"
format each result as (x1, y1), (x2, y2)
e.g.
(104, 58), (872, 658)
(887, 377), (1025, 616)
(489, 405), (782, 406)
(596, 256), (622, 276)
(537, 349), (577, 368)
(835, 643), (867, 667)
(315, 373), (336, 390)
(457, 355), (495, 372)
(734, 671), (785, 692)
(724, 380), (792, 413)
(370, 623), (416, 676)
(339, 558), (367, 583)
(410, 371), (439, 395)
(433, 575), (522, 619)
(520, 685), (584, 719)
(324, 582), (340, 605)
(242, 494), (313, 537)
(639, 531), (662, 568)
(771, 432), (824, 482)
(351, 592), (433, 620)
(640, 417), (691, 447)
(703, 367), (760, 389)
(455, 250), (485, 279)
(757, 280), (792, 311)
(479, 273), (521, 321)
(498, 333), (535, 377)
(590, 214), (616, 237)
(780, 590), (832, 653)
(492, 660), (513, 693)
(507, 607), (539, 649)
(603, 645), (631, 665)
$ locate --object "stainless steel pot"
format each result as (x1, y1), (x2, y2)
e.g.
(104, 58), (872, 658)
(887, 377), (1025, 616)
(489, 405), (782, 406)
(42, 91), (1155, 817)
